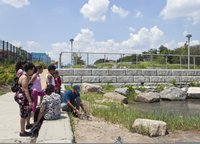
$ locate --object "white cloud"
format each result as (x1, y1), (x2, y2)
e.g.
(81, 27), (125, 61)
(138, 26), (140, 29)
(0, 0), (30, 8)
(80, 0), (110, 22)
(12, 41), (22, 47)
(51, 26), (165, 64)
(26, 41), (40, 52)
(135, 10), (143, 18)
(161, 0), (200, 24)
(128, 27), (135, 33)
(164, 39), (200, 49)
(111, 5), (129, 18)
(122, 26), (164, 50)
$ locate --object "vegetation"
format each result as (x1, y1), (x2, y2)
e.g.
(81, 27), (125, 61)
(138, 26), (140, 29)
(81, 92), (200, 132)
(0, 63), (15, 85)
(89, 44), (200, 69)
(155, 84), (165, 93)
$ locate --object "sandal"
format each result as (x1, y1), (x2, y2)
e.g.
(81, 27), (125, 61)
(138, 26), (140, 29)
(26, 123), (34, 129)
(19, 131), (32, 137)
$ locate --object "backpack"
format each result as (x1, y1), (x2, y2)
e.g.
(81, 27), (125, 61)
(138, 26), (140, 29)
(11, 77), (19, 92)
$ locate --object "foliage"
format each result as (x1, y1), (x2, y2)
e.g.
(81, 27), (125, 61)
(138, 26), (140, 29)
(81, 92), (200, 132)
(155, 84), (165, 93)
(33, 61), (47, 69)
(190, 81), (200, 87)
(0, 64), (15, 85)
(73, 52), (85, 65)
(101, 84), (116, 92)
(126, 86), (137, 102)
(170, 79), (177, 86)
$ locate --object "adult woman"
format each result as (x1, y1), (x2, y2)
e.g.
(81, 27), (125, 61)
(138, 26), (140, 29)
(30, 65), (45, 117)
(15, 60), (27, 78)
(31, 85), (61, 137)
(15, 62), (35, 137)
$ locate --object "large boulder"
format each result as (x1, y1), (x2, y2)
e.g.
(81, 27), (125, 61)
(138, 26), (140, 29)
(135, 92), (160, 103)
(103, 92), (128, 104)
(187, 87), (200, 99)
(114, 87), (129, 96)
(81, 83), (103, 93)
(160, 87), (186, 101)
(132, 119), (167, 137)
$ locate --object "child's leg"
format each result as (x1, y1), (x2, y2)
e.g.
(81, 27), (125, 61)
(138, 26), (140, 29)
(38, 90), (45, 104)
(32, 89), (38, 113)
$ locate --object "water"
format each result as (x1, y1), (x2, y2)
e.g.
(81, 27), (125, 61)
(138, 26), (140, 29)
(131, 99), (200, 117)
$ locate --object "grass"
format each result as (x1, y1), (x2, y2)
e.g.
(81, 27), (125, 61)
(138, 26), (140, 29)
(64, 61), (200, 69)
(81, 92), (200, 132)
(101, 84), (116, 92)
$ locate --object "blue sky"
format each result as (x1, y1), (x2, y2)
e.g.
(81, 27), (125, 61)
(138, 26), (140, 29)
(0, 0), (200, 62)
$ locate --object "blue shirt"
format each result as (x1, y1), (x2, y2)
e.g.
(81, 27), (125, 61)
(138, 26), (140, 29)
(63, 90), (79, 103)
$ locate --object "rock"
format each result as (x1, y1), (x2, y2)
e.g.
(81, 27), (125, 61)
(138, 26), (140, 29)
(135, 92), (160, 103)
(181, 87), (188, 93)
(187, 87), (200, 99)
(160, 87), (186, 101)
(132, 119), (167, 137)
(81, 83), (103, 93)
(135, 90), (142, 94)
(114, 87), (129, 96)
(103, 92), (128, 104)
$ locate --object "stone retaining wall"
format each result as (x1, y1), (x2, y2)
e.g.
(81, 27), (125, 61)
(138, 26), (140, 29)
(58, 69), (200, 84)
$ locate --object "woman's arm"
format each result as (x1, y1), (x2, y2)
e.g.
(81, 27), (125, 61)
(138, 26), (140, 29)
(30, 73), (37, 84)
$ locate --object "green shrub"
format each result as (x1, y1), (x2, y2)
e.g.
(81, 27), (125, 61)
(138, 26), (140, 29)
(155, 84), (165, 92)
(170, 79), (176, 86)
(127, 86), (137, 102)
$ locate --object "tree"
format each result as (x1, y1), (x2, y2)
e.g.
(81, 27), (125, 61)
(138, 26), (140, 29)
(73, 53), (85, 65)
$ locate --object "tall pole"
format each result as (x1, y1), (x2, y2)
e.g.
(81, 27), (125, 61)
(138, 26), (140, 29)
(70, 38), (74, 67)
(186, 34), (192, 69)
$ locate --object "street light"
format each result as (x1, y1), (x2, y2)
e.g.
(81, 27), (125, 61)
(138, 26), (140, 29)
(70, 38), (74, 67)
(186, 34), (192, 69)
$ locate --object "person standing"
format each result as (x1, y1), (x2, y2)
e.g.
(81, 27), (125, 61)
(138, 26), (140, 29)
(30, 65), (45, 117)
(54, 70), (62, 94)
(15, 62), (35, 137)
(46, 64), (56, 86)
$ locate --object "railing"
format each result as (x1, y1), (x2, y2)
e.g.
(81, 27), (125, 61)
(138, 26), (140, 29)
(59, 51), (200, 69)
(0, 40), (32, 63)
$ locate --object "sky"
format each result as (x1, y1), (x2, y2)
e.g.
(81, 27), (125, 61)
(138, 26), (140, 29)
(0, 0), (200, 64)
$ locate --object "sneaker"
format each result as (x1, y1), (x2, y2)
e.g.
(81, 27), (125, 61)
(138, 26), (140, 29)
(26, 124), (34, 129)
(19, 131), (32, 137)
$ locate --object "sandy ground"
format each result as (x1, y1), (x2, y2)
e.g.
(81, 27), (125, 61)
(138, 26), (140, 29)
(74, 116), (200, 143)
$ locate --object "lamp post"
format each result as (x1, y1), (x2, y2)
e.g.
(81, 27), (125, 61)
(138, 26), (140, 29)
(70, 38), (74, 67)
(186, 34), (192, 69)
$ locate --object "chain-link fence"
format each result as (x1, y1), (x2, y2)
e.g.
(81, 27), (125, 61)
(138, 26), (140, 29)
(0, 40), (32, 63)
(59, 52), (200, 69)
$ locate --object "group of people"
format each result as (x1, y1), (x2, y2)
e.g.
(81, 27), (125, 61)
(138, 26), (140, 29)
(14, 61), (85, 137)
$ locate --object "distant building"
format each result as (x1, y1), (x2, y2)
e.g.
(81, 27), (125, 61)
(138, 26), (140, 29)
(31, 52), (51, 66)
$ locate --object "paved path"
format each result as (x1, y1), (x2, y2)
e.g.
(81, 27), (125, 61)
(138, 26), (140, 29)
(0, 92), (31, 143)
(0, 69), (73, 143)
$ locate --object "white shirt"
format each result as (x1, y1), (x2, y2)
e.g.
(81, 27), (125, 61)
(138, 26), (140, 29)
(46, 73), (55, 86)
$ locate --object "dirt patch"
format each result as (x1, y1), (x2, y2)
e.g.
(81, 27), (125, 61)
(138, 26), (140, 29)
(0, 85), (11, 96)
(74, 116), (200, 143)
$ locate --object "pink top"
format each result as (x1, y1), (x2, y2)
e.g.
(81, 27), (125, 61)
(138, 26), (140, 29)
(32, 75), (42, 91)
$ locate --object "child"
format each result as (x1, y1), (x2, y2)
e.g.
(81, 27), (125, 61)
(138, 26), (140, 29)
(54, 70), (62, 94)
(46, 64), (56, 86)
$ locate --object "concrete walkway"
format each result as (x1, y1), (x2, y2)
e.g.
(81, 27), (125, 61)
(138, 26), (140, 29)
(0, 69), (73, 143)
(0, 92), (31, 143)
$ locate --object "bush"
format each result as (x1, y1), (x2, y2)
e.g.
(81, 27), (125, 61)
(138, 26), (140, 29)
(155, 84), (165, 93)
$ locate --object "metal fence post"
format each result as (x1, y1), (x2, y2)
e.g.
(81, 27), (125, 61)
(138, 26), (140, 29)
(104, 54), (106, 66)
(87, 53), (89, 67)
(136, 54), (138, 68)
(165, 55), (168, 69)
